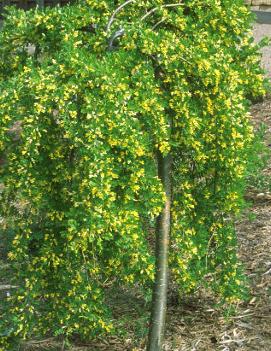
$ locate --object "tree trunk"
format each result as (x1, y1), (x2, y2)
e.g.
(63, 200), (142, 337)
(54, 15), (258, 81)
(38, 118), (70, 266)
(147, 150), (172, 351)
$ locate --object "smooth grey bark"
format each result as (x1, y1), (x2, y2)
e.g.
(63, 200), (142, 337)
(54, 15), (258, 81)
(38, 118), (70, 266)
(147, 150), (172, 351)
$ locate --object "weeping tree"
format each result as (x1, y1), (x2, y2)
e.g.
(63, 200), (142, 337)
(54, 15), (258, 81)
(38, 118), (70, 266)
(0, 0), (266, 349)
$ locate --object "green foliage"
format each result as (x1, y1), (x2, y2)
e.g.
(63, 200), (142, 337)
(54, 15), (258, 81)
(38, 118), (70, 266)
(0, 0), (267, 347)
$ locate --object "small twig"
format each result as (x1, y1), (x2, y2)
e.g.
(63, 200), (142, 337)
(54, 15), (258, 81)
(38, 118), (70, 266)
(254, 314), (271, 319)
(27, 337), (56, 345)
(205, 232), (215, 270)
(262, 267), (271, 276)
(108, 28), (125, 50)
(141, 3), (184, 21)
(152, 19), (166, 30)
(61, 337), (65, 351)
(226, 313), (255, 319)
(106, 0), (135, 33)
(235, 322), (254, 330)
(219, 338), (245, 345)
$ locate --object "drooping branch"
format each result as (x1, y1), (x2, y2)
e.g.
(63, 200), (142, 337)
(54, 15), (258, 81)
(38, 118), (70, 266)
(106, 0), (135, 33)
(140, 3), (184, 21)
(107, 2), (186, 50)
(108, 28), (125, 50)
(152, 19), (166, 30)
(107, 1), (184, 34)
